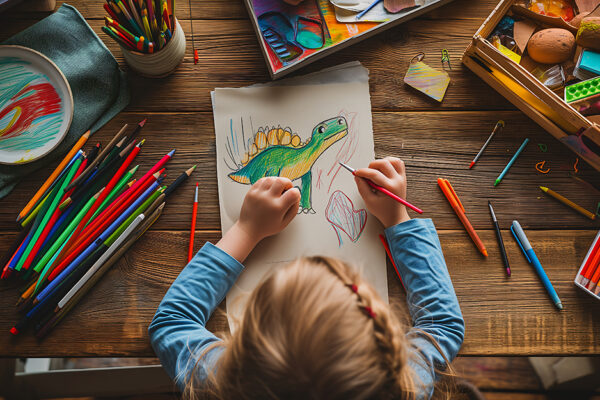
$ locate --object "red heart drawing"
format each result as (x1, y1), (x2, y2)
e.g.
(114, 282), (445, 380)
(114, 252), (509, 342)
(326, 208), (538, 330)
(325, 190), (367, 246)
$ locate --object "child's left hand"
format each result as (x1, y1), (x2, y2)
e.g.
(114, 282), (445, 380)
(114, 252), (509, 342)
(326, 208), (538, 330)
(217, 177), (300, 263)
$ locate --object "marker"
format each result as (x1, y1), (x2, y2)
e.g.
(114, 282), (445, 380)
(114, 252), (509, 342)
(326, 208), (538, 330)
(339, 162), (423, 214)
(488, 201), (511, 276)
(470, 120), (504, 169)
(511, 220), (562, 310)
(495, 138), (529, 186)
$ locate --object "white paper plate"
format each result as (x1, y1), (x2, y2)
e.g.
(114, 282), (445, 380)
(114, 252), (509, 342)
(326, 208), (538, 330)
(0, 45), (73, 165)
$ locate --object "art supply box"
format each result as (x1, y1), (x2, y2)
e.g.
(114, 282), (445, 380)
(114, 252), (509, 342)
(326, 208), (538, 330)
(462, 0), (600, 172)
(575, 230), (600, 300)
(245, 0), (455, 79)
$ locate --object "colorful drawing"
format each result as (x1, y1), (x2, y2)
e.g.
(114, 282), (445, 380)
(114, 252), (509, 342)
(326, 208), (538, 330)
(325, 190), (367, 246)
(0, 57), (62, 153)
(227, 117), (348, 212)
(404, 57), (450, 102)
(252, 0), (377, 73)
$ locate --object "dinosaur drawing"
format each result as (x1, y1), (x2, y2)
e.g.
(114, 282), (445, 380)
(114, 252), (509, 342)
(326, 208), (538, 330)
(228, 116), (348, 213)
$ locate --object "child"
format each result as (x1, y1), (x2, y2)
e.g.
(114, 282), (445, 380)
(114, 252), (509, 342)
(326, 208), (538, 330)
(149, 157), (465, 399)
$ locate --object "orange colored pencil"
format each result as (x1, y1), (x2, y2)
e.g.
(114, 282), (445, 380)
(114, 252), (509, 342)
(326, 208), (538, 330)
(17, 131), (90, 222)
(188, 183), (198, 262)
(438, 178), (488, 257)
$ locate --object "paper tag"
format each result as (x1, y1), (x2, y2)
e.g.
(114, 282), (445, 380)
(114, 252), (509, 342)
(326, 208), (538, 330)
(404, 59), (450, 102)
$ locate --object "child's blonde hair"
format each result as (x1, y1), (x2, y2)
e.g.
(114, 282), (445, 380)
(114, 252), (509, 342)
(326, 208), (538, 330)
(185, 256), (453, 399)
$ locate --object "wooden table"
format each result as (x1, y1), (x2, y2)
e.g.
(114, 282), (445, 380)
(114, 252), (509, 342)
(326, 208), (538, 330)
(1, 0), (599, 358)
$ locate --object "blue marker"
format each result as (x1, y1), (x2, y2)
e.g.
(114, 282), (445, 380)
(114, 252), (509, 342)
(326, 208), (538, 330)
(35, 179), (162, 303)
(511, 220), (562, 310)
(495, 138), (529, 186)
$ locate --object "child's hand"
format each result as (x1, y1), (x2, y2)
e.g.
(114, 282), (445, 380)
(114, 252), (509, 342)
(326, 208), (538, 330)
(238, 177), (300, 240)
(217, 177), (300, 262)
(354, 157), (411, 228)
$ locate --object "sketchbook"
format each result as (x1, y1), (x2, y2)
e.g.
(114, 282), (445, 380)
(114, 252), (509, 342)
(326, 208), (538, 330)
(212, 63), (388, 327)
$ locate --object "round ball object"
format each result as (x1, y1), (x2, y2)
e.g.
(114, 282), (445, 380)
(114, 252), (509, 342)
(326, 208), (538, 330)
(576, 17), (600, 52)
(528, 29), (576, 64)
(571, 12), (590, 29)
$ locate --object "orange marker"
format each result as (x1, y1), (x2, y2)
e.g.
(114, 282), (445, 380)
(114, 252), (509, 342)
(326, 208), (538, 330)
(438, 178), (488, 257)
(188, 183), (199, 262)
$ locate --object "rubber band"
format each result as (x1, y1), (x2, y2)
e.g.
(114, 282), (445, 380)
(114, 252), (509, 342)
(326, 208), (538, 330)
(364, 306), (376, 319)
(535, 161), (550, 174)
(574, 158), (579, 174)
(538, 143), (547, 152)
(441, 49), (451, 69)
(350, 284), (358, 293)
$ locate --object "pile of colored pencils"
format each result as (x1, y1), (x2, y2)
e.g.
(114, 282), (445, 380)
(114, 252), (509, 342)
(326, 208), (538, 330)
(1, 120), (196, 338)
(576, 232), (600, 297)
(102, 0), (176, 54)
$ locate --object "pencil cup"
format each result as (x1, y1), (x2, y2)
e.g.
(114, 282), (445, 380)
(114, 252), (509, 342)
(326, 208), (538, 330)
(121, 19), (186, 78)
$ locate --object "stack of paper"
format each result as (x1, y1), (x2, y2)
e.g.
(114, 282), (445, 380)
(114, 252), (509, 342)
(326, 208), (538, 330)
(211, 62), (388, 325)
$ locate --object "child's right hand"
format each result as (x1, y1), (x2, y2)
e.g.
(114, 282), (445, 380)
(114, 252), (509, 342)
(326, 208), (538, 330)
(354, 157), (411, 228)
(217, 177), (300, 263)
(238, 177), (300, 241)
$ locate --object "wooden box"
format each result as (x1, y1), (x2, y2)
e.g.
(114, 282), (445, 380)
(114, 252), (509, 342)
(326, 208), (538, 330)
(462, 0), (600, 172)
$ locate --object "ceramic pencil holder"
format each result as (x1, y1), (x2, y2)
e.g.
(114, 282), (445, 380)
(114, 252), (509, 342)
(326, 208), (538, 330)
(121, 18), (186, 78)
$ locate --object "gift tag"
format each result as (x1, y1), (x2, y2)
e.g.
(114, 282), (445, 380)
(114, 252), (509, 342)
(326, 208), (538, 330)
(404, 53), (450, 102)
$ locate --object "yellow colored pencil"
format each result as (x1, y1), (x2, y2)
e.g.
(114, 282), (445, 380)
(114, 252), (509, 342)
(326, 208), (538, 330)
(141, 9), (153, 43)
(540, 186), (596, 220)
(17, 131), (90, 223)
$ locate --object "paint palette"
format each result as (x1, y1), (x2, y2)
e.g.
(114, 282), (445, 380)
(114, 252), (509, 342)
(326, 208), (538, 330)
(0, 45), (73, 165)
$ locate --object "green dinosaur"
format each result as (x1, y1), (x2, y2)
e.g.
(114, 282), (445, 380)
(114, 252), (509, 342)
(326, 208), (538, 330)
(228, 116), (348, 213)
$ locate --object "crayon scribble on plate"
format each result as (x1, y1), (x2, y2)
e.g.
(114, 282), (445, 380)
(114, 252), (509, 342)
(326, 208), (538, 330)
(0, 57), (63, 158)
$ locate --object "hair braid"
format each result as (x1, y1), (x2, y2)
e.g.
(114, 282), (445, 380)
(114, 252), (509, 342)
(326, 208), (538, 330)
(308, 256), (413, 397)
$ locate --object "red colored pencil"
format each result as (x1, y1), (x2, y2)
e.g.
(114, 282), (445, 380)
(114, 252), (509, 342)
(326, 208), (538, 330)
(579, 237), (600, 285)
(188, 183), (198, 262)
(69, 140), (142, 245)
(379, 234), (405, 290)
(48, 170), (162, 281)
(104, 3), (119, 20)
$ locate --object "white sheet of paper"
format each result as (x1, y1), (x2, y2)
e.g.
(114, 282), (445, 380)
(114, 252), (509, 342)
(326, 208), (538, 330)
(212, 66), (388, 329)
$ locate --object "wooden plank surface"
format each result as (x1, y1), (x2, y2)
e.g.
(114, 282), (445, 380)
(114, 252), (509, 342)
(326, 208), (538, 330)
(1, 0), (599, 358)
(0, 112), (598, 232)
(0, 230), (598, 357)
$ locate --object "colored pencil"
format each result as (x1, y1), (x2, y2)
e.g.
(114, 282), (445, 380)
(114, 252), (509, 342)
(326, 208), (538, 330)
(38, 179), (162, 302)
(539, 186), (596, 220)
(69, 140), (143, 244)
(339, 162), (423, 214)
(58, 214), (146, 311)
(488, 201), (511, 276)
(14, 154), (83, 271)
(92, 165), (139, 219)
(36, 203), (164, 339)
(65, 125), (129, 192)
(104, 3), (119, 20)
(47, 171), (163, 282)
(20, 149), (82, 227)
(511, 220), (562, 310)
(0, 227), (31, 278)
(578, 236), (600, 286)
(188, 183), (198, 262)
(357, 0), (382, 19)
(469, 120), (504, 169)
(164, 164), (196, 197)
(378, 234), (404, 290)
(17, 131), (90, 222)
(494, 138), (529, 186)
(438, 178), (488, 257)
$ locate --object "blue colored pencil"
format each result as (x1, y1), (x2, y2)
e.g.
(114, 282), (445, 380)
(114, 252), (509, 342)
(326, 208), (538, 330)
(357, 0), (383, 19)
(34, 180), (161, 303)
(494, 138), (529, 186)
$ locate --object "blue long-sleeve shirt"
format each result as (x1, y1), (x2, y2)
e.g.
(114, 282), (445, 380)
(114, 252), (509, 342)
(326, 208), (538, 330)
(149, 218), (464, 397)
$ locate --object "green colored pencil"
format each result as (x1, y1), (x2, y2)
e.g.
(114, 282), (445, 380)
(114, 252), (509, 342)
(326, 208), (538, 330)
(106, 186), (165, 246)
(14, 155), (83, 271)
(90, 165), (139, 221)
(32, 189), (104, 275)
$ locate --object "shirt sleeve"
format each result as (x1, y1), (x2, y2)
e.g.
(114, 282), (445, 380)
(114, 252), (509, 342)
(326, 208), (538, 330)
(148, 242), (245, 391)
(384, 218), (465, 399)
